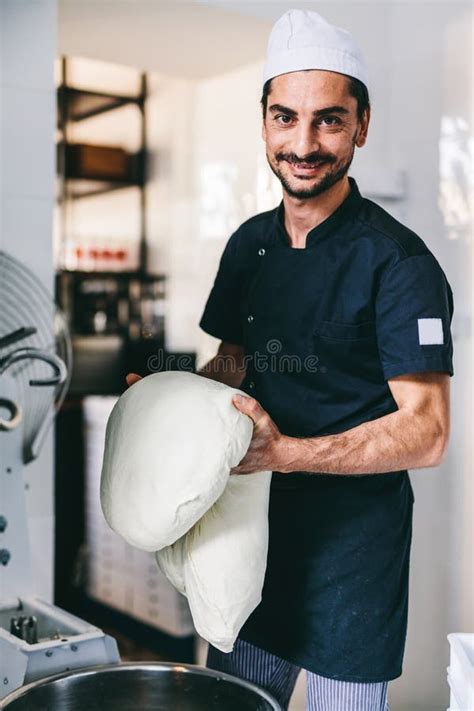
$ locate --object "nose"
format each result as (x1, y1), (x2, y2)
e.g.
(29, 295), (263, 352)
(292, 120), (320, 158)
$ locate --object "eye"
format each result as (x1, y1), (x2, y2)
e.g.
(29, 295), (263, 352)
(274, 114), (293, 125)
(320, 116), (341, 126)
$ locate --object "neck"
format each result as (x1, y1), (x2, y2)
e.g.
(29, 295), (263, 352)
(282, 176), (351, 248)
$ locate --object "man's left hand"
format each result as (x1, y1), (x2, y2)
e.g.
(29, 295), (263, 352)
(230, 394), (289, 475)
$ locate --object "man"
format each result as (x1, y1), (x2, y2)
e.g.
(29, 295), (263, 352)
(128, 9), (454, 711)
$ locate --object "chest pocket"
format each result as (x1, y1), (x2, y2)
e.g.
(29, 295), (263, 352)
(313, 320), (378, 376)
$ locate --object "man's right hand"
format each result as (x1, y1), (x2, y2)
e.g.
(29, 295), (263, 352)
(126, 372), (142, 387)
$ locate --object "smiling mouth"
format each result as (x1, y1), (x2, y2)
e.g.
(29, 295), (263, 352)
(288, 160), (326, 171)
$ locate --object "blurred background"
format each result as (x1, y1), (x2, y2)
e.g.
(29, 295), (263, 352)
(0, 1), (472, 709)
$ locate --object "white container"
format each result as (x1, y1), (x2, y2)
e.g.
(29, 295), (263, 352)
(447, 633), (474, 711)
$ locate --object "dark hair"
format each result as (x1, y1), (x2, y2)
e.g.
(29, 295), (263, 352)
(260, 73), (370, 121)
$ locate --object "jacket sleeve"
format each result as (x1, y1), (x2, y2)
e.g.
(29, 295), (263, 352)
(199, 230), (244, 346)
(375, 253), (454, 380)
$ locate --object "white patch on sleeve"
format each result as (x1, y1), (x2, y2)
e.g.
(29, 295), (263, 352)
(418, 318), (444, 345)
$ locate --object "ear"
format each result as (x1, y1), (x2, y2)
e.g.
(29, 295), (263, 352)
(261, 116), (267, 143)
(355, 106), (370, 148)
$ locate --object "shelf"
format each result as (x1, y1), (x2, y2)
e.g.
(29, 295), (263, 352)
(63, 178), (142, 199)
(57, 59), (148, 270)
(58, 86), (144, 123)
(57, 270), (166, 281)
(58, 144), (145, 197)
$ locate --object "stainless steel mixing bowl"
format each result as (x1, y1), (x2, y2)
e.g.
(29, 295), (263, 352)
(0, 661), (282, 710)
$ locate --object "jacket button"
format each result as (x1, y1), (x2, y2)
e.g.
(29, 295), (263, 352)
(258, 248), (265, 256)
(247, 314), (254, 323)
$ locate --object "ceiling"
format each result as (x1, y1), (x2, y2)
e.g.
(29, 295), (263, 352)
(58, 0), (274, 80)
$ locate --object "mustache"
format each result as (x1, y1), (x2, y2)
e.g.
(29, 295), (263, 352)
(276, 152), (336, 164)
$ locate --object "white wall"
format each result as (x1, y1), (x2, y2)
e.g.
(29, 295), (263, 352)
(150, 60), (281, 363)
(146, 72), (199, 354)
(0, 1), (57, 601)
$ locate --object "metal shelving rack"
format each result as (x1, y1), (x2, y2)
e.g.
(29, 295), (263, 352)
(56, 56), (148, 273)
(55, 57), (167, 347)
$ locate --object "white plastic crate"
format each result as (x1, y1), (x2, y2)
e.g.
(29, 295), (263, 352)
(447, 633), (474, 711)
(82, 396), (195, 637)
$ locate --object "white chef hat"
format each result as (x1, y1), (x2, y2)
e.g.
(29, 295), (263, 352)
(263, 9), (369, 90)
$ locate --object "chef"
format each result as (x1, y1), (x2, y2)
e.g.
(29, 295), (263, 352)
(197, 8), (454, 711)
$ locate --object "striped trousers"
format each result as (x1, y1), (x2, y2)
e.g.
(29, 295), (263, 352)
(206, 638), (390, 711)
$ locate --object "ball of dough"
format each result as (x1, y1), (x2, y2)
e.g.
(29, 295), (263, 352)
(100, 370), (272, 652)
(100, 371), (254, 551)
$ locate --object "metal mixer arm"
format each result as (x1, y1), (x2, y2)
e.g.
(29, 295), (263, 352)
(0, 348), (67, 387)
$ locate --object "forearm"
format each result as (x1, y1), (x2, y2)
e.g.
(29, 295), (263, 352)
(197, 355), (245, 388)
(279, 408), (444, 475)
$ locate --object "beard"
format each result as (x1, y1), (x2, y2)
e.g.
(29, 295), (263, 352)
(266, 141), (356, 200)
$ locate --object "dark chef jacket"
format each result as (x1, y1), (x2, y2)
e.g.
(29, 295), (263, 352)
(199, 176), (454, 683)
